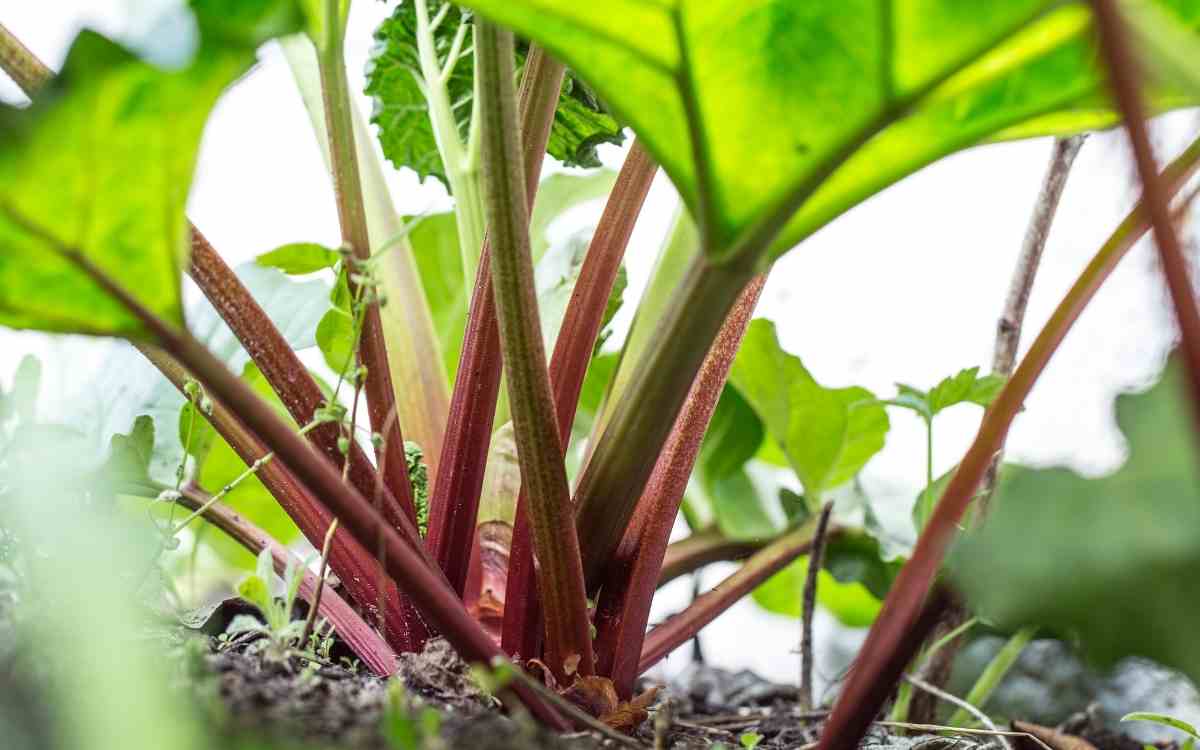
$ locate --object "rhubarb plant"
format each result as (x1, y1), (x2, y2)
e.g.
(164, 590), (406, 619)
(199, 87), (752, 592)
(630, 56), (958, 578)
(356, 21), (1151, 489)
(3, 0), (1200, 742)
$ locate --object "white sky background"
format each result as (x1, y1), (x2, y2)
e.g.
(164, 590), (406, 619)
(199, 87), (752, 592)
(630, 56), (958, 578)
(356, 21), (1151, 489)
(3, 2), (1198, 688)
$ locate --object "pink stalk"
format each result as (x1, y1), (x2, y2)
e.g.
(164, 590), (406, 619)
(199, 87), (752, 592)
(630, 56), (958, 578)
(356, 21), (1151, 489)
(501, 140), (657, 660)
(593, 275), (764, 697)
(425, 48), (565, 593)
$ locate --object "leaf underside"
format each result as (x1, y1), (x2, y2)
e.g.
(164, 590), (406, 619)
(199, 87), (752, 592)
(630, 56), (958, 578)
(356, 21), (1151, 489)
(453, 0), (1200, 261)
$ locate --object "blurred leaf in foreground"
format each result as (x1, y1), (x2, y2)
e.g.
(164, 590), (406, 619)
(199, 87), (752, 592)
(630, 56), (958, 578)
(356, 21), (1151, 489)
(953, 359), (1200, 682)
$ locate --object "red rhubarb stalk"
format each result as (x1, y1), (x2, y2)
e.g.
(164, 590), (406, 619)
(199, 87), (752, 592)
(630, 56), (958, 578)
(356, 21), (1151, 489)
(637, 517), (818, 675)
(312, 0), (414, 504)
(476, 21), (595, 681)
(188, 231), (421, 540)
(501, 140), (658, 660)
(594, 275), (764, 696)
(1088, 0), (1200, 427)
(425, 47), (565, 593)
(135, 344), (422, 654)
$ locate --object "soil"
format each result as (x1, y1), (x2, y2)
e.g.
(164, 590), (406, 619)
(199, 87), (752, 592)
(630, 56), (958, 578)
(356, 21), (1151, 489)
(185, 607), (1166, 750)
(0, 586), (1180, 750)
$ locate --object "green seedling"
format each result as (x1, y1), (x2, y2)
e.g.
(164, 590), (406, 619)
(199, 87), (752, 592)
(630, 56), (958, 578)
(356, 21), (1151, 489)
(234, 548), (310, 661)
(383, 681), (445, 750)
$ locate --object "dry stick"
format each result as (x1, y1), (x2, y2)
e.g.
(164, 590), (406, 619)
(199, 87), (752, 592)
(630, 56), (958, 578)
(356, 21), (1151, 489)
(909, 134), (1085, 723)
(503, 140), (657, 661)
(595, 275), (765, 697)
(814, 136), (1200, 750)
(476, 21), (595, 681)
(1090, 0), (1200, 430)
(425, 47), (565, 595)
(314, 2), (411, 502)
(135, 344), (419, 654)
(992, 136), (1088, 384)
(799, 501), (834, 712)
(170, 488), (397, 677)
(0, 21), (51, 94)
(301, 519), (339, 649)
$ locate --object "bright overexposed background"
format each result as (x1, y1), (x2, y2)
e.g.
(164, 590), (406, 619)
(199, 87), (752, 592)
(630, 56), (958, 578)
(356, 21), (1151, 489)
(4, 1), (1199, 696)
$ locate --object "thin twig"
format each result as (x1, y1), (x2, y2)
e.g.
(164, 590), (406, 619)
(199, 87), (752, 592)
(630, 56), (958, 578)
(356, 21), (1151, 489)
(993, 136), (1087, 375)
(800, 501), (834, 712)
(874, 722), (1053, 750)
(903, 675), (1011, 750)
(976, 133), (1087, 521)
(913, 135), (1085, 721)
(301, 520), (339, 648)
(498, 658), (647, 750)
(0, 21), (52, 96)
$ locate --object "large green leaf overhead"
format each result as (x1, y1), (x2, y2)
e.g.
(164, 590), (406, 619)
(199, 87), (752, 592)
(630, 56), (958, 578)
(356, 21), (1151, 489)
(0, 1), (304, 339)
(452, 0), (1200, 261)
(952, 360), (1200, 683)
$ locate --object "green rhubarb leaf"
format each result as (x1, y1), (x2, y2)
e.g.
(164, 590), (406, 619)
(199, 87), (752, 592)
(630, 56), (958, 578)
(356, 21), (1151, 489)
(190, 0), (308, 48)
(365, 1), (624, 186)
(54, 261), (327, 488)
(364, 1), (474, 186)
(952, 359), (1200, 683)
(730, 319), (889, 505)
(753, 560), (880, 628)
(453, 0), (1200, 262)
(0, 4), (306, 339)
(534, 226), (627, 356)
(255, 242), (340, 275)
(753, 529), (899, 627)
